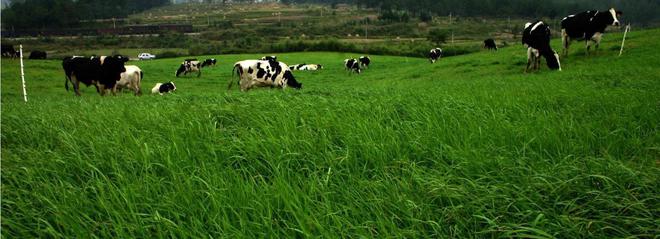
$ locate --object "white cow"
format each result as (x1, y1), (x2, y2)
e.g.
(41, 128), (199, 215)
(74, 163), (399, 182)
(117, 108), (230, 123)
(113, 65), (142, 95)
(229, 60), (302, 91)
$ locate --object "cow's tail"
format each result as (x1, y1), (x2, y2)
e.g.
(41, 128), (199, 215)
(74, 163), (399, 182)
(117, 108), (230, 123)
(229, 64), (240, 90)
(65, 76), (69, 91)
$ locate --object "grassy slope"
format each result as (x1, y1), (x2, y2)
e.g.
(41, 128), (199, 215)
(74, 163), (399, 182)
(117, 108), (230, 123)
(1, 29), (658, 238)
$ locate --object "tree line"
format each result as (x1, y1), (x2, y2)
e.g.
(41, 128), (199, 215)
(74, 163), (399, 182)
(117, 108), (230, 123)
(2, 0), (170, 29)
(290, 0), (659, 25)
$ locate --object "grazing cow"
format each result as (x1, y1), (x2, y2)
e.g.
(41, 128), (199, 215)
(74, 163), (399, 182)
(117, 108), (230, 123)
(522, 21), (561, 71)
(359, 56), (371, 68)
(176, 60), (202, 77)
(561, 8), (622, 56)
(201, 58), (217, 68)
(428, 48), (442, 63)
(526, 47), (541, 72)
(114, 65), (143, 95)
(261, 56), (277, 61)
(484, 39), (497, 50)
(63, 55), (129, 96)
(1, 44), (18, 58)
(344, 59), (361, 74)
(29, 50), (47, 59)
(289, 63), (323, 71)
(229, 60), (302, 91)
(151, 82), (177, 95)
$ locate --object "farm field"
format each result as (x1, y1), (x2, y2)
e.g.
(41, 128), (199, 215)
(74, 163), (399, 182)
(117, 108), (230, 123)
(1, 28), (659, 237)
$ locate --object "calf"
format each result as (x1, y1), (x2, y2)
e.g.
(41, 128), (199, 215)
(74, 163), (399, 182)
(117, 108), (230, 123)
(151, 82), (177, 95)
(63, 55), (129, 96)
(175, 60), (202, 77)
(561, 8), (622, 56)
(230, 60), (302, 91)
(114, 65), (143, 95)
(522, 21), (561, 71)
(29, 50), (47, 59)
(359, 56), (371, 68)
(344, 59), (361, 74)
(429, 48), (442, 63)
(484, 39), (497, 50)
(201, 58), (217, 68)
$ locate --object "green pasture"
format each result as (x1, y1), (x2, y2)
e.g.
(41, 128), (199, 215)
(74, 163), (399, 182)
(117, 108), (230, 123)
(1, 28), (658, 238)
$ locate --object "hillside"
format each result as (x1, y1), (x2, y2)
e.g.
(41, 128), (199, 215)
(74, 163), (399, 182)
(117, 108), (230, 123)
(1, 28), (658, 237)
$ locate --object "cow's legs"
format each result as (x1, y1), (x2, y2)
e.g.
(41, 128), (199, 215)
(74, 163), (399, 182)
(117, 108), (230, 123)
(197, 70), (201, 78)
(71, 75), (82, 96)
(592, 32), (603, 53)
(561, 29), (570, 56)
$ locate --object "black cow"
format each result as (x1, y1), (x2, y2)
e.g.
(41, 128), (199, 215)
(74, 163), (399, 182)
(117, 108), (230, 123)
(344, 59), (361, 74)
(522, 21), (561, 71)
(428, 48), (442, 63)
(201, 58), (217, 68)
(359, 56), (371, 68)
(63, 55), (129, 96)
(561, 8), (622, 56)
(1, 44), (18, 58)
(484, 39), (497, 51)
(29, 50), (47, 59)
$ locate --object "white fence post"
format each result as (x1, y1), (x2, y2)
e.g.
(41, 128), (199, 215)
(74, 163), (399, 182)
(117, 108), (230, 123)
(19, 44), (27, 103)
(619, 24), (630, 57)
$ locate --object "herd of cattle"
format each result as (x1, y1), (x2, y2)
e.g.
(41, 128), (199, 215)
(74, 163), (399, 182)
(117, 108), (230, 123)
(4, 8), (623, 96)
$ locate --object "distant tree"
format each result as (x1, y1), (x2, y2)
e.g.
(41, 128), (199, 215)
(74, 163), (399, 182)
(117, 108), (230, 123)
(427, 29), (447, 46)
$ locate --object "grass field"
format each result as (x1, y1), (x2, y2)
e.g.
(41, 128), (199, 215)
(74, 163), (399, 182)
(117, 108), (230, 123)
(1, 28), (658, 238)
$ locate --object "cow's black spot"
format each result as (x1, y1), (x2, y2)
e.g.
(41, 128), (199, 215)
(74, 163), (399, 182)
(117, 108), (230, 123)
(247, 67), (253, 74)
(256, 69), (267, 79)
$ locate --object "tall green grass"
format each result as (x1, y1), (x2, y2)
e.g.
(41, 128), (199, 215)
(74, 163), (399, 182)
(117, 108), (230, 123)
(1, 28), (658, 238)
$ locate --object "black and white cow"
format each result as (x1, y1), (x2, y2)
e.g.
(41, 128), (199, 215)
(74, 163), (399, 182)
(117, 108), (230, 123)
(114, 65), (143, 95)
(561, 8), (622, 56)
(29, 50), (47, 59)
(230, 60), (302, 91)
(289, 63), (323, 71)
(176, 60), (202, 77)
(201, 58), (217, 68)
(151, 82), (176, 95)
(63, 55), (129, 96)
(359, 56), (371, 68)
(1, 44), (18, 58)
(522, 21), (561, 71)
(429, 48), (442, 63)
(344, 59), (361, 74)
(261, 56), (277, 62)
(484, 39), (497, 51)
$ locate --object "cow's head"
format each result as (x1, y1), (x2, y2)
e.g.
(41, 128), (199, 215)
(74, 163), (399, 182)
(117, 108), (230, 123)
(544, 51), (561, 71)
(101, 55), (128, 87)
(283, 70), (302, 89)
(175, 64), (186, 77)
(608, 8), (621, 26)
